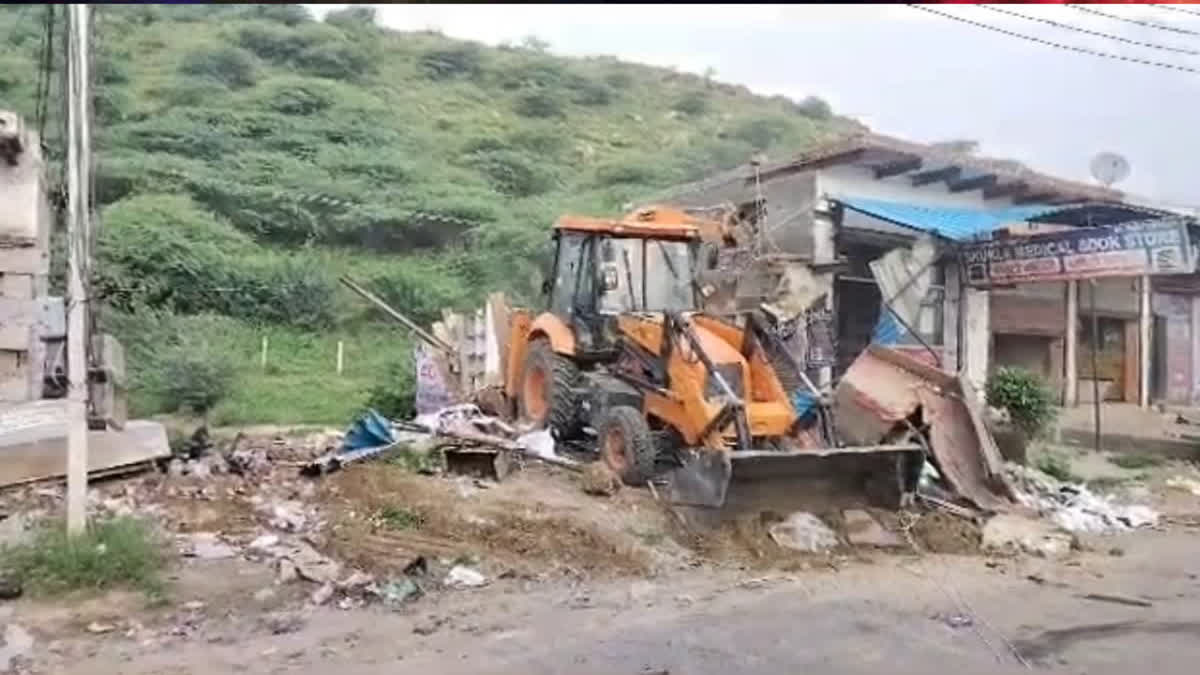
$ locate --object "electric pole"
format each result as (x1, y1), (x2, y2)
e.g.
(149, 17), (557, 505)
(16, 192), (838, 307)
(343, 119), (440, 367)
(65, 3), (91, 535)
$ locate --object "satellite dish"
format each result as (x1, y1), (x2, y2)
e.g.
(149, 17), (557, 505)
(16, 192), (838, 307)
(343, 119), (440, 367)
(1090, 152), (1131, 187)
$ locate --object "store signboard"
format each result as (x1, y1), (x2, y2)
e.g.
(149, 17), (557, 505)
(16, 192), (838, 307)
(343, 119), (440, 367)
(961, 219), (1195, 287)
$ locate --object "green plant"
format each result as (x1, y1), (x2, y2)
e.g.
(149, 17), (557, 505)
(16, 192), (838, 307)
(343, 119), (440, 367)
(178, 46), (258, 89)
(794, 95), (833, 120)
(419, 44), (483, 80)
(155, 337), (237, 417)
(1035, 452), (1078, 483)
(374, 505), (424, 530)
(0, 517), (167, 598)
(514, 91), (564, 118)
(672, 91), (709, 116)
(1109, 453), (1163, 470)
(366, 356), (417, 420)
(986, 366), (1058, 437)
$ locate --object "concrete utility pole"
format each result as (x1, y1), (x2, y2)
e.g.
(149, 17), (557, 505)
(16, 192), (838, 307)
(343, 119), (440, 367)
(65, 3), (92, 535)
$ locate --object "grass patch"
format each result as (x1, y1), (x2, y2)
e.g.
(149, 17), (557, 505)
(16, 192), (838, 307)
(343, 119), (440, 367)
(0, 517), (167, 599)
(1108, 453), (1163, 470)
(373, 505), (425, 531)
(1035, 452), (1080, 483)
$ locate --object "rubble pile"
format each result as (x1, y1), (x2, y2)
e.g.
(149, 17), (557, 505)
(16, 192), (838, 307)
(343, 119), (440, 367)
(1005, 463), (1159, 534)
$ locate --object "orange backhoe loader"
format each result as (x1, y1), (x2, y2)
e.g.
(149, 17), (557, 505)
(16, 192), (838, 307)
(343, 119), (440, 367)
(502, 207), (923, 512)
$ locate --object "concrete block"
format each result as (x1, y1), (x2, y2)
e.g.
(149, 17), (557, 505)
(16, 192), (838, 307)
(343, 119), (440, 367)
(0, 400), (169, 486)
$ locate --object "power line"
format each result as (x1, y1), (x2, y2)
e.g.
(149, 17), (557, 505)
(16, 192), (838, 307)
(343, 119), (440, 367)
(978, 4), (1200, 57)
(907, 5), (1200, 75)
(1065, 4), (1200, 38)
(1148, 4), (1200, 20)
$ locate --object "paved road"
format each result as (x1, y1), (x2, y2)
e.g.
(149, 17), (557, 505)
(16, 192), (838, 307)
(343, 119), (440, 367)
(55, 529), (1200, 675)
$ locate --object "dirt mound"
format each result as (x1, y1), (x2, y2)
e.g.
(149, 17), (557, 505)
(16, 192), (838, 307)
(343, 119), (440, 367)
(319, 463), (662, 579)
(906, 511), (982, 554)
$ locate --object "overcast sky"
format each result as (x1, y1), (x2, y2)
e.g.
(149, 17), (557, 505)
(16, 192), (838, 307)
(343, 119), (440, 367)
(308, 3), (1200, 208)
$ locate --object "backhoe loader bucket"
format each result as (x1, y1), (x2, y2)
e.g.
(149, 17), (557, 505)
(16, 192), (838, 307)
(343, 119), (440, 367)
(662, 444), (924, 519)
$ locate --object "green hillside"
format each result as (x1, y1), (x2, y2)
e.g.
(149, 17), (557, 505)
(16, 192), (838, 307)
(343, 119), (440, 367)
(0, 4), (860, 424)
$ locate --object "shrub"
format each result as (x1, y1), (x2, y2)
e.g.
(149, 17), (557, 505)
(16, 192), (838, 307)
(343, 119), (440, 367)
(594, 158), (665, 187)
(419, 44), (483, 80)
(1036, 452), (1078, 483)
(178, 46), (258, 89)
(294, 40), (373, 80)
(155, 337), (237, 416)
(603, 70), (634, 90)
(466, 148), (554, 197)
(514, 91), (564, 118)
(794, 95), (832, 120)
(672, 91), (708, 116)
(0, 517), (166, 598)
(238, 3), (311, 26)
(324, 5), (376, 30)
(730, 115), (793, 150)
(568, 76), (613, 105)
(366, 356), (416, 420)
(263, 80), (337, 115)
(986, 366), (1058, 438)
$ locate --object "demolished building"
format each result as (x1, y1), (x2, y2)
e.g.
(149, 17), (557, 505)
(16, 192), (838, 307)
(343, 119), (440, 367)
(647, 132), (1199, 412)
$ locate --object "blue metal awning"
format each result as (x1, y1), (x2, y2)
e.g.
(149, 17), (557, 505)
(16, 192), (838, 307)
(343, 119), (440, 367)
(834, 196), (1062, 242)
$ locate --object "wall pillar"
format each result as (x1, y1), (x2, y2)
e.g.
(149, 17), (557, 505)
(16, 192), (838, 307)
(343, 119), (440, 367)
(1064, 280), (1078, 407)
(814, 199), (837, 388)
(962, 286), (990, 401)
(943, 262), (961, 373)
(1193, 295), (1200, 405)
(1139, 274), (1151, 408)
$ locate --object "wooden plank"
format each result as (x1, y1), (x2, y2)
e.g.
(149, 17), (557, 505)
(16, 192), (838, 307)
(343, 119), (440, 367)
(1123, 319), (1139, 403)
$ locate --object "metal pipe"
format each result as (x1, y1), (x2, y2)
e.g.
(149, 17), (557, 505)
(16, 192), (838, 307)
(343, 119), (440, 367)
(339, 276), (457, 355)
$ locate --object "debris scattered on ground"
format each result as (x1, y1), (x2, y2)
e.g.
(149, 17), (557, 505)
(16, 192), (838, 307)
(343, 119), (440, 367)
(767, 512), (838, 553)
(179, 532), (238, 561)
(378, 578), (422, 606)
(842, 509), (903, 548)
(0, 623), (33, 672)
(1006, 464), (1159, 534)
(933, 612), (974, 629)
(1166, 475), (1200, 497)
(580, 462), (621, 496)
(1077, 592), (1153, 608)
(85, 621), (116, 634)
(309, 582), (335, 606)
(981, 513), (1074, 559)
(261, 612), (306, 636)
(443, 565), (487, 589)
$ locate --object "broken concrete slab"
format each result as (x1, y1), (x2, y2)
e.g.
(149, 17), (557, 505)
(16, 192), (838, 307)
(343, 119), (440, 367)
(0, 401), (169, 487)
(842, 509), (903, 548)
(981, 513), (1074, 559)
(767, 512), (837, 553)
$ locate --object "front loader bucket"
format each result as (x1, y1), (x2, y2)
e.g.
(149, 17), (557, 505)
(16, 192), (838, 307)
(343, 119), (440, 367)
(662, 444), (924, 523)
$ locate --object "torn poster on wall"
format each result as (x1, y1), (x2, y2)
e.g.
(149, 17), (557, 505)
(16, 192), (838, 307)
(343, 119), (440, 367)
(961, 218), (1195, 287)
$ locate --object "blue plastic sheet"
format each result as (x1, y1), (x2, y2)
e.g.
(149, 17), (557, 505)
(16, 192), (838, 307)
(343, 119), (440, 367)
(342, 408), (396, 452)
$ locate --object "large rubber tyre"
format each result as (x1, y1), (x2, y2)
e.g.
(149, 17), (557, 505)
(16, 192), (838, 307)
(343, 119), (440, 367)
(519, 338), (581, 439)
(597, 405), (658, 486)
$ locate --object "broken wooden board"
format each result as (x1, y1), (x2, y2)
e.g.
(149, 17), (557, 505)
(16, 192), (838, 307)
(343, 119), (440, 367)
(0, 399), (169, 487)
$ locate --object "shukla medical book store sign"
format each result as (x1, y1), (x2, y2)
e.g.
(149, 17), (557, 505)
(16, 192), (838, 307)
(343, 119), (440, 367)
(961, 219), (1195, 287)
